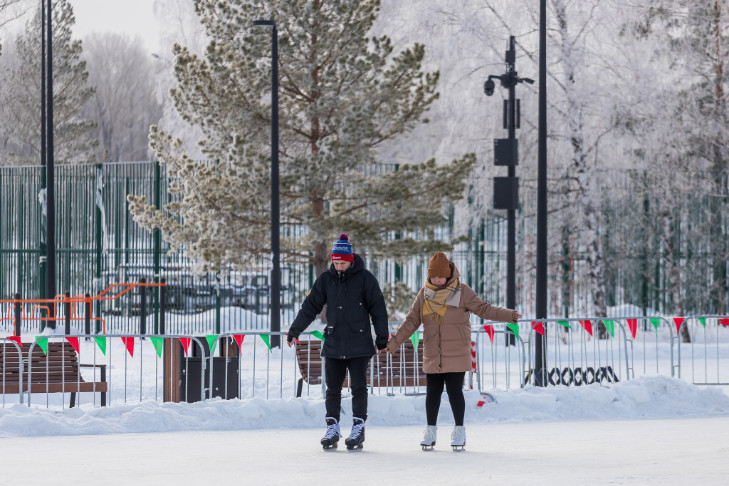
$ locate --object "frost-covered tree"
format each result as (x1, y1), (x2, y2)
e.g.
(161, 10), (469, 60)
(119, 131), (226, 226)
(128, 0), (475, 276)
(0, 0), (96, 165)
(83, 33), (164, 163)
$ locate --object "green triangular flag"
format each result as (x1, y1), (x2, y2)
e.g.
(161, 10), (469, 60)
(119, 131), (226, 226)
(206, 335), (219, 356)
(260, 334), (272, 352)
(410, 332), (420, 350)
(506, 323), (519, 340)
(603, 320), (615, 337)
(34, 337), (48, 355)
(94, 336), (107, 355)
(558, 320), (572, 329)
(650, 318), (660, 330)
(699, 317), (706, 327)
(311, 330), (325, 341)
(150, 336), (164, 358)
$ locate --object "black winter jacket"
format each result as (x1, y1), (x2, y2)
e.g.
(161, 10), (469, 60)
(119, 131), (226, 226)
(288, 254), (388, 359)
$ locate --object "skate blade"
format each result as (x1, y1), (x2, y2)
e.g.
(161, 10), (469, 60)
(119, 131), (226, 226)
(322, 443), (338, 451)
(421, 444), (435, 451)
(451, 445), (465, 452)
(346, 443), (364, 451)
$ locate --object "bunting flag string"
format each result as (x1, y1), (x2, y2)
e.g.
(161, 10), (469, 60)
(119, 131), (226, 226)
(506, 323), (519, 340)
(260, 334), (272, 352)
(603, 320), (615, 338)
(311, 330), (325, 341)
(65, 337), (80, 354)
(121, 337), (135, 357)
(720, 318), (729, 327)
(672, 317), (685, 336)
(233, 334), (245, 350)
(580, 320), (593, 337)
(150, 336), (164, 358)
(650, 318), (660, 330)
(626, 319), (637, 339)
(6, 336), (22, 346)
(34, 337), (48, 355)
(557, 320), (571, 329)
(94, 336), (107, 355)
(482, 325), (495, 343)
(206, 335), (219, 356)
(532, 321), (545, 336)
(698, 318), (706, 327)
(410, 332), (420, 350)
(179, 338), (191, 356)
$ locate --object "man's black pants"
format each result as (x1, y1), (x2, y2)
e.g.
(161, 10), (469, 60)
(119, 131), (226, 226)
(324, 356), (370, 422)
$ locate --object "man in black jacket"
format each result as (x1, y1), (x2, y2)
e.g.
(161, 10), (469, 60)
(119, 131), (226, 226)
(287, 233), (388, 450)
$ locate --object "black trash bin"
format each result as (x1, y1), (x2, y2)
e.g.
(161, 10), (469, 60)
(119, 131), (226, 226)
(165, 337), (239, 403)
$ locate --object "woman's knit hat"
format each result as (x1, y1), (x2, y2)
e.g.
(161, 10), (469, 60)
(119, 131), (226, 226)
(331, 233), (354, 262)
(428, 251), (452, 279)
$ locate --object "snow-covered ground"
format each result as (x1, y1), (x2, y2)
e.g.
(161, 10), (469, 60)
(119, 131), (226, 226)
(1, 377), (728, 485)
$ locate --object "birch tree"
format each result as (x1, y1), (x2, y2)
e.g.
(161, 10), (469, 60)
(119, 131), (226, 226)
(128, 0), (475, 277)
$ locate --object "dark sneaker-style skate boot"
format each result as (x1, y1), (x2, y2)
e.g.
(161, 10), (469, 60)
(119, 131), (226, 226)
(345, 417), (365, 450)
(450, 425), (466, 451)
(321, 417), (341, 450)
(420, 425), (437, 451)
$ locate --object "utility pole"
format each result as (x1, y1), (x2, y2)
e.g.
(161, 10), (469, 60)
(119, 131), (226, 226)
(484, 36), (533, 346)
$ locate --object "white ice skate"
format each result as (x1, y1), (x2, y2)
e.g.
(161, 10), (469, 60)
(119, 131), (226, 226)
(450, 425), (466, 451)
(420, 425), (437, 451)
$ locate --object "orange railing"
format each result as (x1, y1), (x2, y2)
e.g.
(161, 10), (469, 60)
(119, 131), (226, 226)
(1, 282), (166, 335)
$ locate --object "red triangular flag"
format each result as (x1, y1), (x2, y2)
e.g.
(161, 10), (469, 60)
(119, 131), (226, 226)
(179, 337), (191, 355)
(482, 325), (494, 343)
(580, 320), (593, 336)
(6, 336), (22, 346)
(65, 337), (80, 354)
(720, 318), (729, 327)
(121, 337), (134, 357)
(233, 334), (245, 350)
(532, 321), (545, 336)
(673, 317), (684, 336)
(626, 319), (637, 339)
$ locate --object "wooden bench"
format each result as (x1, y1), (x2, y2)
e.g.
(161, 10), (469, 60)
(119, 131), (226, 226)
(295, 339), (427, 397)
(0, 342), (108, 407)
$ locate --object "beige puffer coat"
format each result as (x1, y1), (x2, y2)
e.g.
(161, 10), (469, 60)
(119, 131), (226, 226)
(386, 262), (516, 373)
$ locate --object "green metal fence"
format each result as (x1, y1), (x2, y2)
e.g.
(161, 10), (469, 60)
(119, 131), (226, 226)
(1, 162), (728, 336)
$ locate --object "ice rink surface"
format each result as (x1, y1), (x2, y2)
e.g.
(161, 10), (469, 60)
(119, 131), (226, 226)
(3, 417), (728, 486)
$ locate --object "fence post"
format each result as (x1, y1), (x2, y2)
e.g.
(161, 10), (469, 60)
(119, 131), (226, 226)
(14, 293), (21, 337)
(140, 277), (147, 335)
(159, 277), (166, 335)
(84, 293), (91, 340)
(64, 290), (71, 335)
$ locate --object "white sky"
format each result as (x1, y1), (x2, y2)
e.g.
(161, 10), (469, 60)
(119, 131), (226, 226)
(70, 0), (160, 52)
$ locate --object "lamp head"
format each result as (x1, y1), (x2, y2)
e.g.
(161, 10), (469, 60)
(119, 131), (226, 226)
(484, 79), (495, 96)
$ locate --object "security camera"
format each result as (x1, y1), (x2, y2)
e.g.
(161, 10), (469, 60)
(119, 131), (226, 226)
(484, 79), (495, 96)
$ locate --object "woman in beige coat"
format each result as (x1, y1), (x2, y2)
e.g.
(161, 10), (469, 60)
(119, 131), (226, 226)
(386, 251), (521, 451)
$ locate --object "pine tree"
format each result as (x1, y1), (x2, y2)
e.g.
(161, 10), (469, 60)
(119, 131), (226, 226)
(0, 0), (96, 165)
(128, 0), (475, 276)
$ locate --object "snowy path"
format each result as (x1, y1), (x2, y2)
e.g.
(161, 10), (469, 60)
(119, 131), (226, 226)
(3, 417), (728, 485)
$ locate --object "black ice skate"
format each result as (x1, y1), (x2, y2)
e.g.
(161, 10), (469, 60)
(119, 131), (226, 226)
(321, 417), (341, 450)
(344, 417), (365, 450)
(420, 425), (437, 451)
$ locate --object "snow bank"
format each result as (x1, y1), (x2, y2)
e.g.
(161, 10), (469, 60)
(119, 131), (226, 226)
(1, 376), (727, 438)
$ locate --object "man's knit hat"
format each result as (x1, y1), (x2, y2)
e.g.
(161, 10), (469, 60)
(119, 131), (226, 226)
(428, 251), (452, 279)
(331, 233), (354, 262)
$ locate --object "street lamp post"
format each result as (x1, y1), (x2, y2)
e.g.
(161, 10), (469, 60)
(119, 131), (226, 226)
(484, 36), (533, 347)
(254, 20), (281, 348)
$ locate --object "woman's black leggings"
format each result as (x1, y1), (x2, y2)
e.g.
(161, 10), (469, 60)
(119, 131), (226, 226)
(425, 372), (466, 426)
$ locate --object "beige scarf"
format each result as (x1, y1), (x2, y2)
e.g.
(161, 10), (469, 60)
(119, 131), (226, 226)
(421, 279), (461, 325)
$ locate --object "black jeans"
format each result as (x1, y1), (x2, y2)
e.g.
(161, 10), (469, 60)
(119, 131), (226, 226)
(426, 372), (466, 426)
(324, 356), (370, 422)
